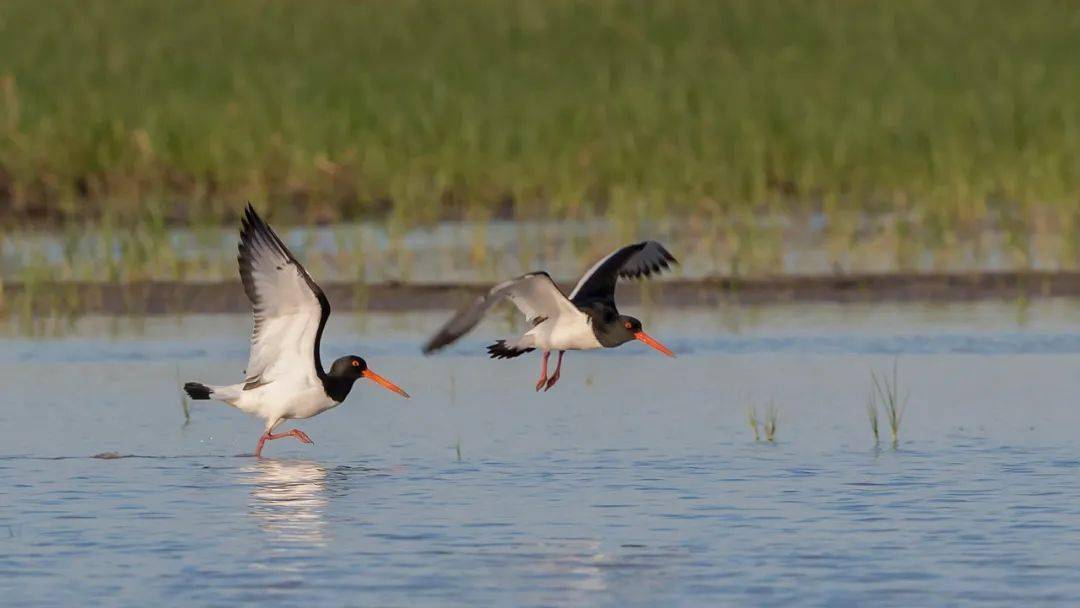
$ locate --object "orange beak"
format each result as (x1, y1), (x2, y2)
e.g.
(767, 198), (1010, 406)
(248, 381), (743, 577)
(634, 331), (675, 358)
(362, 369), (411, 398)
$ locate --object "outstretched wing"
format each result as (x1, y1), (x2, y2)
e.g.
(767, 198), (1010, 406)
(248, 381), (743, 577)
(422, 272), (578, 354)
(238, 204), (330, 387)
(568, 241), (677, 305)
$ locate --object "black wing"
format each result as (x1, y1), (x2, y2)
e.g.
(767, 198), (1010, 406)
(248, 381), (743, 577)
(568, 241), (677, 305)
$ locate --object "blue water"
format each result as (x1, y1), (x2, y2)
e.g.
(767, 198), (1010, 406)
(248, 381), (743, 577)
(2, 301), (1079, 606)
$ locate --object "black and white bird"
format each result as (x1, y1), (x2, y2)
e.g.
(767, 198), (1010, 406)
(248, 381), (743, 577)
(184, 204), (409, 457)
(422, 241), (677, 391)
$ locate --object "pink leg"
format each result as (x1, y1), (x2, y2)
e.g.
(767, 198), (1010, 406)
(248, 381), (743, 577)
(535, 351), (550, 392)
(254, 428), (315, 458)
(544, 351), (565, 391)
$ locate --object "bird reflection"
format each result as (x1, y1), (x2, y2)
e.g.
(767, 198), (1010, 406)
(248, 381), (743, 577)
(244, 459), (329, 546)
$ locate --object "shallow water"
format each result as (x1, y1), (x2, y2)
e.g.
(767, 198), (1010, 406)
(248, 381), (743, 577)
(3, 301), (1080, 606)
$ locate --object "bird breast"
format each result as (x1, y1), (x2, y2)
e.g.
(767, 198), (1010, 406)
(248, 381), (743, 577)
(532, 311), (602, 351)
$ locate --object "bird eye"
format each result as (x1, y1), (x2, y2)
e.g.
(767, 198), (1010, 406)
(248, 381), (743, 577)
(351, 360), (359, 367)
(624, 321), (632, 329)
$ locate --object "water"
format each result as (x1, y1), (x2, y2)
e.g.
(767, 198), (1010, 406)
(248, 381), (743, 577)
(3, 301), (1080, 606)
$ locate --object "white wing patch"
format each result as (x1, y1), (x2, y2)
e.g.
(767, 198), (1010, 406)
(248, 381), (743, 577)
(238, 205), (329, 388)
(422, 272), (577, 354)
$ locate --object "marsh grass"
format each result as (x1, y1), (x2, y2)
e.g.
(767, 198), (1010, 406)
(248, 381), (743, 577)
(5, 0), (1080, 312)
(867, 401), (880, 446)
(1, 1), (1079, 227)
(763, 404), (779, 443)
(747, 406), (760, 442)
(869, 361), (908, 448)
(5, 0), (1080, 321)
(747, 399), (779, 443)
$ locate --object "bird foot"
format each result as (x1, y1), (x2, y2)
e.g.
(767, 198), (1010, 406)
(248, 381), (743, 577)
(289, 429), (314, 444)
(254, 428), (315, 457)
(535, 375), (548, 392)
(543, 372), (561, 391)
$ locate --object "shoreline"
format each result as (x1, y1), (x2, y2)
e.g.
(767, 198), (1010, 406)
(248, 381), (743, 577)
(3, 270), (1078, 315)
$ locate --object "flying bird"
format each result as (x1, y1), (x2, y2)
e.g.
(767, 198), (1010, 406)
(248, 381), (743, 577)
(184, 204), (409, 457)
(422, 241), (677, 391)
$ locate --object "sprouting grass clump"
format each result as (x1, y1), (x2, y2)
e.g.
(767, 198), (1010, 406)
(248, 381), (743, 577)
(868, 361), (908, 448)
(1, 1), (1079, 226)
(747, 406), (760, 442)
(747, 400), (779, 443)
(763, 404), (779, 443)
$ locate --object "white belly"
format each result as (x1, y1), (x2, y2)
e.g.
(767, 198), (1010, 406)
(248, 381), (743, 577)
(528, 311), (602, 351)
(231, 380), (338, 424)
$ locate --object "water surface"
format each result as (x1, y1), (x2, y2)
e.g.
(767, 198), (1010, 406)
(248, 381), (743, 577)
(2, 301), (1079, 606)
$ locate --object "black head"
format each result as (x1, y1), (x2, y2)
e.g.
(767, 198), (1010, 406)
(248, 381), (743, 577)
(329, 355), (368, 381)
(326, 355), (410, 401)
(606, 315), (643, 347)
(596, 314), (675, 357)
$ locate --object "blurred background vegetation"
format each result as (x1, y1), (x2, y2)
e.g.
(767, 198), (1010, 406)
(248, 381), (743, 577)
(1, 0), (1078, 229)
(3, 0), (1080, 328)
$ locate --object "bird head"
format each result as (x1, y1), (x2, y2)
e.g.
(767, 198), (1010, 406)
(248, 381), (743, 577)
(612, 315), (675, 357)
(330, 356), (410, 398)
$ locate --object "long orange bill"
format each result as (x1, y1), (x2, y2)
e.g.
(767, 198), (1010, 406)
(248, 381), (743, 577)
(362, 369), (411, 398)
(634, 331), (676, 358)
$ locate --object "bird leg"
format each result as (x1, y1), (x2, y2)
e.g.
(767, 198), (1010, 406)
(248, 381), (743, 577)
(544, 351), (565, 391)
(254, 428), (315, 457)
(535, 351), (551, 392)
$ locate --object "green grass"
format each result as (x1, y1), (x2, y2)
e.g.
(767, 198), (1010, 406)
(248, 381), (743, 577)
(747, 399), (779, 443)
(869, 361), (908, 448)
(867, 399), (881, 446)
(1, 0), (1079, 227)
(747, 405), (761, 442)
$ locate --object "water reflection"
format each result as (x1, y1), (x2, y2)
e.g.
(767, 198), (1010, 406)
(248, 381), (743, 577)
(541, 539), (610, 595)
(244, 459), (328, 546)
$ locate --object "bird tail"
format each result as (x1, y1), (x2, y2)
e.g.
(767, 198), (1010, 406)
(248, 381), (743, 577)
(183, 382), (214, 400)
(486, 340), (535, 359)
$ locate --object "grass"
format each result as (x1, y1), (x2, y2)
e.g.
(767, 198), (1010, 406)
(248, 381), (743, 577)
(747, 405), (760, 442)
(1, 0), (1079, 229)
(867, 400), (880, 446)
(763, 405), (779, 443)
(747, 399), (779, 443)
(869, 361), (908, 447)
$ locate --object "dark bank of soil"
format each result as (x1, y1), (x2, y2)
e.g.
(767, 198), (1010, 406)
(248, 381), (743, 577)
(4, 271), (1078, 316)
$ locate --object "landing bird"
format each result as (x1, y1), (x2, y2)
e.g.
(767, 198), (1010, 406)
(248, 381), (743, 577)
(422, 241), (677, 390)
(183, 205), (409, 457)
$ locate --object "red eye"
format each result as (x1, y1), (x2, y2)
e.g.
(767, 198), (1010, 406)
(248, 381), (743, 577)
(624, 322), (632, 329)
(351, 360), (359, 367)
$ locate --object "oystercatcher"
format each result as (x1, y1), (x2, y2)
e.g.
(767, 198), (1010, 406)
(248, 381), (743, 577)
(183, 204), (409, 457)
(422, 241), (677, 391)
